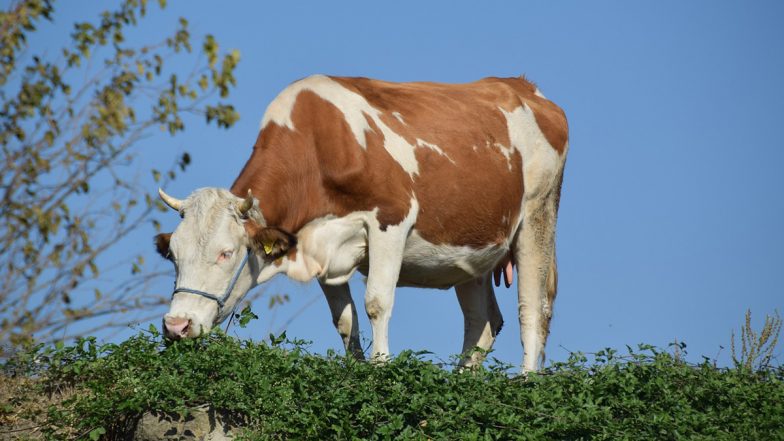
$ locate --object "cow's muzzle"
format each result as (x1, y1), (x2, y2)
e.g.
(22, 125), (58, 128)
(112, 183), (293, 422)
(163, 315), (191, 340)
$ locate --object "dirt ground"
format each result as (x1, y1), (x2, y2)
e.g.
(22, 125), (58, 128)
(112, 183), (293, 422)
(0, 374), (77, 440)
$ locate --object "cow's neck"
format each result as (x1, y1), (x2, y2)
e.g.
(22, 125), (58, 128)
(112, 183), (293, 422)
(255, 247), (323, 285)
(230, 126), (335, 235)
(230, 131), (338, 285)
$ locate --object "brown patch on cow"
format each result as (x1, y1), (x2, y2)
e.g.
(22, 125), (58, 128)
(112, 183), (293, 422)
(365, 297), (384, 321)
(333, 76), (527, 246)
(231, 75), (568, 248)
(154, 233), (172, 261)
(492, 76), (569, 154)
(244, 220), (296, 260)
(273, 247), (299, 268)
(232, 88), (413, 234)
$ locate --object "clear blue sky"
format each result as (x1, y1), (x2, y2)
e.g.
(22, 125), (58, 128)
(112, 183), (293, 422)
(27, 1), (784, 367)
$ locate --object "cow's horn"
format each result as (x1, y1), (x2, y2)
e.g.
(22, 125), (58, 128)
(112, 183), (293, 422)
(158, 188), (184, 212)
(238, 189), (254, 216)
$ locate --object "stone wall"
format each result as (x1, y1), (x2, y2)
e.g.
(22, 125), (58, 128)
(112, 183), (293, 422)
(131, 406), (244, 441)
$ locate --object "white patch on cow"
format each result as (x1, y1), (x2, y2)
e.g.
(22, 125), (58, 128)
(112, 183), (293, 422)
(292, 211), (372, 285)
(416, 138), (455, 163)
(534, 88), (546, 99)
(392, 111), (406, 125)
(380, 128), (419, 177)
(252, 212), (372, 287)
(283, 250), (324, 283)
(396, 230), (509, 289)
(260, 75), (373, 147)
(499, 104), (560, 200)
(260, 75), (421, 177)
(260, 82), (300, 131)
(256, 259), (286, 284)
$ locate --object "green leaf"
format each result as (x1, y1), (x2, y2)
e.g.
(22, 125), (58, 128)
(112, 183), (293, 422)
(89, 427), (106, 441)
(238, 305), (258, 328)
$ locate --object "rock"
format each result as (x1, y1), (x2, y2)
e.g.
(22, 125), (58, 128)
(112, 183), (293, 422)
(131, 405), (245, 441)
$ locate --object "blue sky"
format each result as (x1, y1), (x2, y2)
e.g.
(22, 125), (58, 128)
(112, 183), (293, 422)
(23, 1), (784, 367)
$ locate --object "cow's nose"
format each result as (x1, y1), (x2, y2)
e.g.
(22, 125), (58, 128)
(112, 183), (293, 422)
(163, 316), (191, 339)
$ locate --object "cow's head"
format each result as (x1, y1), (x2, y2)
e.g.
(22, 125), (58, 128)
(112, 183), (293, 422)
(154, 188), (295, 339)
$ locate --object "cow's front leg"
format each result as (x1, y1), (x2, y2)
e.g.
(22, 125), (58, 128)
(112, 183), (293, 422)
(364, 212), (413, 361)
(319, 282), (364, 359)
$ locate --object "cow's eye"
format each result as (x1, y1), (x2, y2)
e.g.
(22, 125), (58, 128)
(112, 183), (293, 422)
(217, 250), (233, 263)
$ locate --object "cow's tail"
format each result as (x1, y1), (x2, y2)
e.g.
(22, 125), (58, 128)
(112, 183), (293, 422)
(543, 249), (558, 329)
(540, 165), (564, 351)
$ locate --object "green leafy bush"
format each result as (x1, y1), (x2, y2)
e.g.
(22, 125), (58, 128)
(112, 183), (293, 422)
(2, 328), (783, 440)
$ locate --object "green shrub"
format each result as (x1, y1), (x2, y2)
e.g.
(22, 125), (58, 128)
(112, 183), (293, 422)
(2, 328), (783, 440)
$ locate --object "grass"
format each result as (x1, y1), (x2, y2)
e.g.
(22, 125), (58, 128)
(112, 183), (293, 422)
(2, 324), (783, 440)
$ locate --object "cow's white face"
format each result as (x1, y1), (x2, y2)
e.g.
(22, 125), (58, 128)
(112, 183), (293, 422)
(155, 188), (294, 339)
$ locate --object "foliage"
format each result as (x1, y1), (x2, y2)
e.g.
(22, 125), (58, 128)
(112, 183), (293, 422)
(732, 308), (781, 372)
(2, 328), (783, 440)
(0, 0), (240, 349)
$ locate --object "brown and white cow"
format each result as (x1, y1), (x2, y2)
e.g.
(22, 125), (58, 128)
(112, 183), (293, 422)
(155, 74), (568, 372)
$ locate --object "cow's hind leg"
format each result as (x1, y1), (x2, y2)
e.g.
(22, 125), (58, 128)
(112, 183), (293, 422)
(514, 182), (560, 373)
(319, 282), (364, 359)
(455, 273), (504, 368)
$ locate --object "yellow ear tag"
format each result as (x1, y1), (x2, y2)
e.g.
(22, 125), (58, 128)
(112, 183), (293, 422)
(263, 240), (276, 255)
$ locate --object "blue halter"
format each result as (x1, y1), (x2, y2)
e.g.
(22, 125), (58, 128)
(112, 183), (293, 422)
(172, 247), (251, 316)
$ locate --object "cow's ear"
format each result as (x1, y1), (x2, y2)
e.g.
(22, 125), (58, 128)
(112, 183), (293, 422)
(246, 222), (296, 260)
(154, 233), (173, 261)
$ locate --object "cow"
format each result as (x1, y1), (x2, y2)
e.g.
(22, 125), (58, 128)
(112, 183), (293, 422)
(154, 74), (568, 372)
